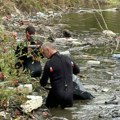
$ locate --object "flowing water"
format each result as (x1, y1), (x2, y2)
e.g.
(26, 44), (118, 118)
(49, 8), (120, 120)
(62, 8), (120, 34)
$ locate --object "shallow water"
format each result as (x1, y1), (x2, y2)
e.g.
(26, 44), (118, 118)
(50, 52), (120, 119)
(50, 8), (120, 120)
(14, 7), (120, 120)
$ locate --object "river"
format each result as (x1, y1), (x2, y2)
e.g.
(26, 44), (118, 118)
(49, 8), (120, 120)
(62, 8), (120, 34)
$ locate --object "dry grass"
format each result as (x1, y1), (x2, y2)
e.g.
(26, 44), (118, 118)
(0, 0), (81, 15)
(0, 0), (119, 16)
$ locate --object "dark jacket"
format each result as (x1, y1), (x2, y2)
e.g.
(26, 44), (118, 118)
(40, 52), (80, 108)
(40, 52), (80, 87)
(15, 36), (42, 77)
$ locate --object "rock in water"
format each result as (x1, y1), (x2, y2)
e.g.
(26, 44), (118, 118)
(103, 30), (116, 37)
(63, 29), (71, 38)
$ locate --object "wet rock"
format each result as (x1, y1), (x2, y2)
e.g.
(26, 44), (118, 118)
(103, 30), (116, 37)
(112, 109), (120, 118)
(105, 101), (118, 105)
(99, 113), (111, 119)
(104, 95), (119, 105)
(71, 41), (82, 47)
(47, 35), (55, 42)
(51, 116), (69, 120)
(21, 95), (42, 113)
(70, 45), (91, 53)
(55, 38), (78, 44)
(0, 111), (10, 119)
(63, 29), (71, 38)
(80, 55), (96, 60)
(99, 108), (120, 119)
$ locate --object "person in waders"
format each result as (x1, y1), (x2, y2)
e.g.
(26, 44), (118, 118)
(40, 42), (80, 109)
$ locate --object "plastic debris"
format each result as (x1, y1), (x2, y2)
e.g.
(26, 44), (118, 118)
(60, 50), (71, 56)
(17, 84), (32, 93)
(87, 60), (100, 65)
(112, 54), (120, 59)
(21, 95), (42, 113)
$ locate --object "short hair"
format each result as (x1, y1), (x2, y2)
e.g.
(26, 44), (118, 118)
(25, 26), (35, 35)
(41, 42), (57, 50)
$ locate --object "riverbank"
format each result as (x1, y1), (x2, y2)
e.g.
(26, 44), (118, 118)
(0, 0), (120, 16)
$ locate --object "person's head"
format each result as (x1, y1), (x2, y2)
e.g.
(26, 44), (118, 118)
(25, 26), (35, 40)
(41, 42), (57, 58)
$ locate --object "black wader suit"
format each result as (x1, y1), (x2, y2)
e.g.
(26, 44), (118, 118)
(40, 52), (80, 108)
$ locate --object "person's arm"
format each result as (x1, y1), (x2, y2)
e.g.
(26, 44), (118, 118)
(40, 62), (50, 87)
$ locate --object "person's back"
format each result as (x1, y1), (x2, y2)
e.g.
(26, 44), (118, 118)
(49, 53), (73, 108)
(40, 42), (80, 108)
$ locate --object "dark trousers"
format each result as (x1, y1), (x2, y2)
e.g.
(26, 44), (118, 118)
(45, 89), (73, 109)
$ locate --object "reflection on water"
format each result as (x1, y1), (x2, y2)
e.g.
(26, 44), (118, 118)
(50, 100), (90, 120)
(50, 107), (73, 120)
(62, 10), (120, 34)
